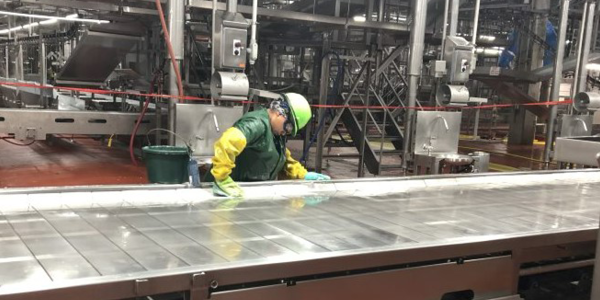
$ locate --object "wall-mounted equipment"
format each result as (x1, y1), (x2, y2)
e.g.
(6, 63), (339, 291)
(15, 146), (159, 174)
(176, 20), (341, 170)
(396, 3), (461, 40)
(574, 92), (600, 113)
(210, 71), (249, 101)
(443, 36), (474, 84)
(213, 11), (248, 70)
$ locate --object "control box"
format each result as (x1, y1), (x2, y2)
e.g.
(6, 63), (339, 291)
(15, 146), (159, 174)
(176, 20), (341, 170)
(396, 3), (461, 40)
(214, 12), (248, 70)
(443, 36), (474, 84)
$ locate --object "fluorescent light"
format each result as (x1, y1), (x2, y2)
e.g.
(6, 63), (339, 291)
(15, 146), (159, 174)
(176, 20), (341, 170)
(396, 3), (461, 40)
(479, 35), (496, 41)
(353, 15), (366, 22)
(66, 14), (78, 19)
(586, 63), (600, 71)
(0, 10), (109, 24)
(22, 22), (39, 29)
(39, 19), (58, 25)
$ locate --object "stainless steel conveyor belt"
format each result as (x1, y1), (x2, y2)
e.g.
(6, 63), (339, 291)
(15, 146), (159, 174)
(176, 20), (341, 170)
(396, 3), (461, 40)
(0, 170), (599, 299)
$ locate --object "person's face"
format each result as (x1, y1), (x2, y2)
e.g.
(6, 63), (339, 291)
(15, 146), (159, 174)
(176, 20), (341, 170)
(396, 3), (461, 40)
(271, 112), (288, 136)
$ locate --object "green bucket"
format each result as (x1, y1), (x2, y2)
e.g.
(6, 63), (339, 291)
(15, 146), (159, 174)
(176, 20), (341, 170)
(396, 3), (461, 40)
(143, 146), (190, 184)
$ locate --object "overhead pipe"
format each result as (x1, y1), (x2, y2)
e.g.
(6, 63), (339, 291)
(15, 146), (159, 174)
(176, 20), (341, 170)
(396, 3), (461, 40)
(471, 0), (480, 44)
(249, 0), (258, 65)
(227, 0), (238, 14)
(157, 0), (185, 145)
(440, 0), (449, 59)
(402, 0), (427, 172)
(578, 1), (596, 95)
(449, 0), (459, 36)
(543, 0), (570, 167)
(571, 1), (588, 108)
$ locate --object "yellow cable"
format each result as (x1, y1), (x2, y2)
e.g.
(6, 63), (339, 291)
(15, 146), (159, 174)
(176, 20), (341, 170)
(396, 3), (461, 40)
(458, 145), (556, 165)
(108, 134), (115, 148)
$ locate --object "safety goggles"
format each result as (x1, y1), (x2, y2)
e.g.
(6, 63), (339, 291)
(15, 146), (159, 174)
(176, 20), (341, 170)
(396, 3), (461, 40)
(274, 100), (295, 135)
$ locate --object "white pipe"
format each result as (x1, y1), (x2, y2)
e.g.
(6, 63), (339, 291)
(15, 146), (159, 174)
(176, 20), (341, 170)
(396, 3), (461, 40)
(543, 0), (570, 166)
(449, 0), (459, 36)
(572, 1), (588, 101)
(440, 0), (449, 60)
(471, 0), (480, 44)
(249, 0), (258, 65)
(211, 0), (217, 76)
(578, 1), (596, 94)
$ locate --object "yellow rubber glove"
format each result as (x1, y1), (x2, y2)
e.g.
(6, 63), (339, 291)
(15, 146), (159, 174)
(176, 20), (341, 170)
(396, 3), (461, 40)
(213, 176), (244, 198)
(280, 148), (308, 180)
(211, 127), (247, 182)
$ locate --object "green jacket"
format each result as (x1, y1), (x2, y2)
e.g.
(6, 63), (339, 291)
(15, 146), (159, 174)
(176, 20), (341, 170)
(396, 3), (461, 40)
(207, 109), (287, 182)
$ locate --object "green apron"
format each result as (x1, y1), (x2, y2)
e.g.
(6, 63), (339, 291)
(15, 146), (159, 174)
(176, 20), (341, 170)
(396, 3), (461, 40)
(206, 109), (287, 182)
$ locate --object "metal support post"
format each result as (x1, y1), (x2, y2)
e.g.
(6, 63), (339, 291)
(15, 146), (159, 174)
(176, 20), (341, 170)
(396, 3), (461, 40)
(578, 1), (596, 94)
(449, 0), (459, 36)
(6, 16), (10, 78)
(401, 0), (427, 173)
(167, 0), (185, 145)
(18, 45), (24, 80)
(357, 55), (372, 178)
(4, 46), (8, 78)
(592, 213), (600, 299)
(40, 37), (47, 108)
(315, 35), (331, 173)
(593, 0), (600, 52)
(473, 108), (480, 139)
(227, 0), (238, 13)
(543, 0), (570, 167)
(440, 0), (449, 59)
(40, 41), (47, 85)
(471, 0), (481, 44)
(571, 1), (589, 110)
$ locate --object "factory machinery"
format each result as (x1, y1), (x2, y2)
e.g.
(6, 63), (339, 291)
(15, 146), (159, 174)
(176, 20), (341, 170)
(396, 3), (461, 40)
(2, 0), (600, 173)
(2, 0), (600, 299)
(0, 170), (599, 299)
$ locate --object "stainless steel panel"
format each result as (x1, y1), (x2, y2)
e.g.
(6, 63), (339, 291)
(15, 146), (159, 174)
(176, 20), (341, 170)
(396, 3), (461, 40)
(413, 111), (462, 155)
(20, 236), (79, 257)
(175, 104), (243, 158)
(0, 170), (599, 297)
(268, 236), (328, 254)
(0, 260), (52, 286)
(125, 249), (188, 270)
(56, 30), (141, 86)
(203, 241), (263, 261)
(555, 136), (600, 165)
(558, 114), (593, 137)
(0, 240), (32, 262)
(0, 109), (156, 141)
(84, 251), (146, 275)
(167, 245), (227, 265)
(38, 256), (100, 281)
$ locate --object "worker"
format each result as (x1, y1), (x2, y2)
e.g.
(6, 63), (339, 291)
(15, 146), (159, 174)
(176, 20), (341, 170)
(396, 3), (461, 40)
(208, 93), (330, 197)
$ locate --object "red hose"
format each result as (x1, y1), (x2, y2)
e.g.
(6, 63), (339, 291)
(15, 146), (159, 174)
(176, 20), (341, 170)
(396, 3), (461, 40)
(129, 98), (152, 166)
(130, 1), (185, 166)
(155, 0), (184, 99)
(129, 59), (167, 166)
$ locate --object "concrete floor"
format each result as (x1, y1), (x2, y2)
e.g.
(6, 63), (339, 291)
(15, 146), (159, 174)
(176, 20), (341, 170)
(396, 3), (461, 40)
(0, 137), (147, 188)
(0, 136), (556, 188)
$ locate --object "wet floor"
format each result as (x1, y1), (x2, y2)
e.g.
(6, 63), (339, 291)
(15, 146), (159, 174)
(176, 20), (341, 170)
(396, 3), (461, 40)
(0, 137), (557, 188)
(0, 137), (147, 188)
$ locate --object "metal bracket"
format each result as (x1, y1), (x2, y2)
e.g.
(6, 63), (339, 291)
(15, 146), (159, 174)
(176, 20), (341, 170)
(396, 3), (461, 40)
(134, 278), (149, 296)
(190, 272), (210, 300)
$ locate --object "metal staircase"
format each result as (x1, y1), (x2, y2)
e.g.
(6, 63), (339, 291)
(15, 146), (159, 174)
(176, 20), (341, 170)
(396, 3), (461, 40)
(324, 46), (410, 175)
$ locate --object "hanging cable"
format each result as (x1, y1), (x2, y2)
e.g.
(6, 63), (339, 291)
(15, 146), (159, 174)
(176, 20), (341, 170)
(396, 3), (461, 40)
(155, 0), (184, 99)
(129, 59), (167, 166)
(2, 137), (35, 146)
(300, 51), (344, 163)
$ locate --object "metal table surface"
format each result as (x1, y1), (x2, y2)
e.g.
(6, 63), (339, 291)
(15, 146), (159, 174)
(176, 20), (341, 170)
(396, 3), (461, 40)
(0, 170), (599, 297)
